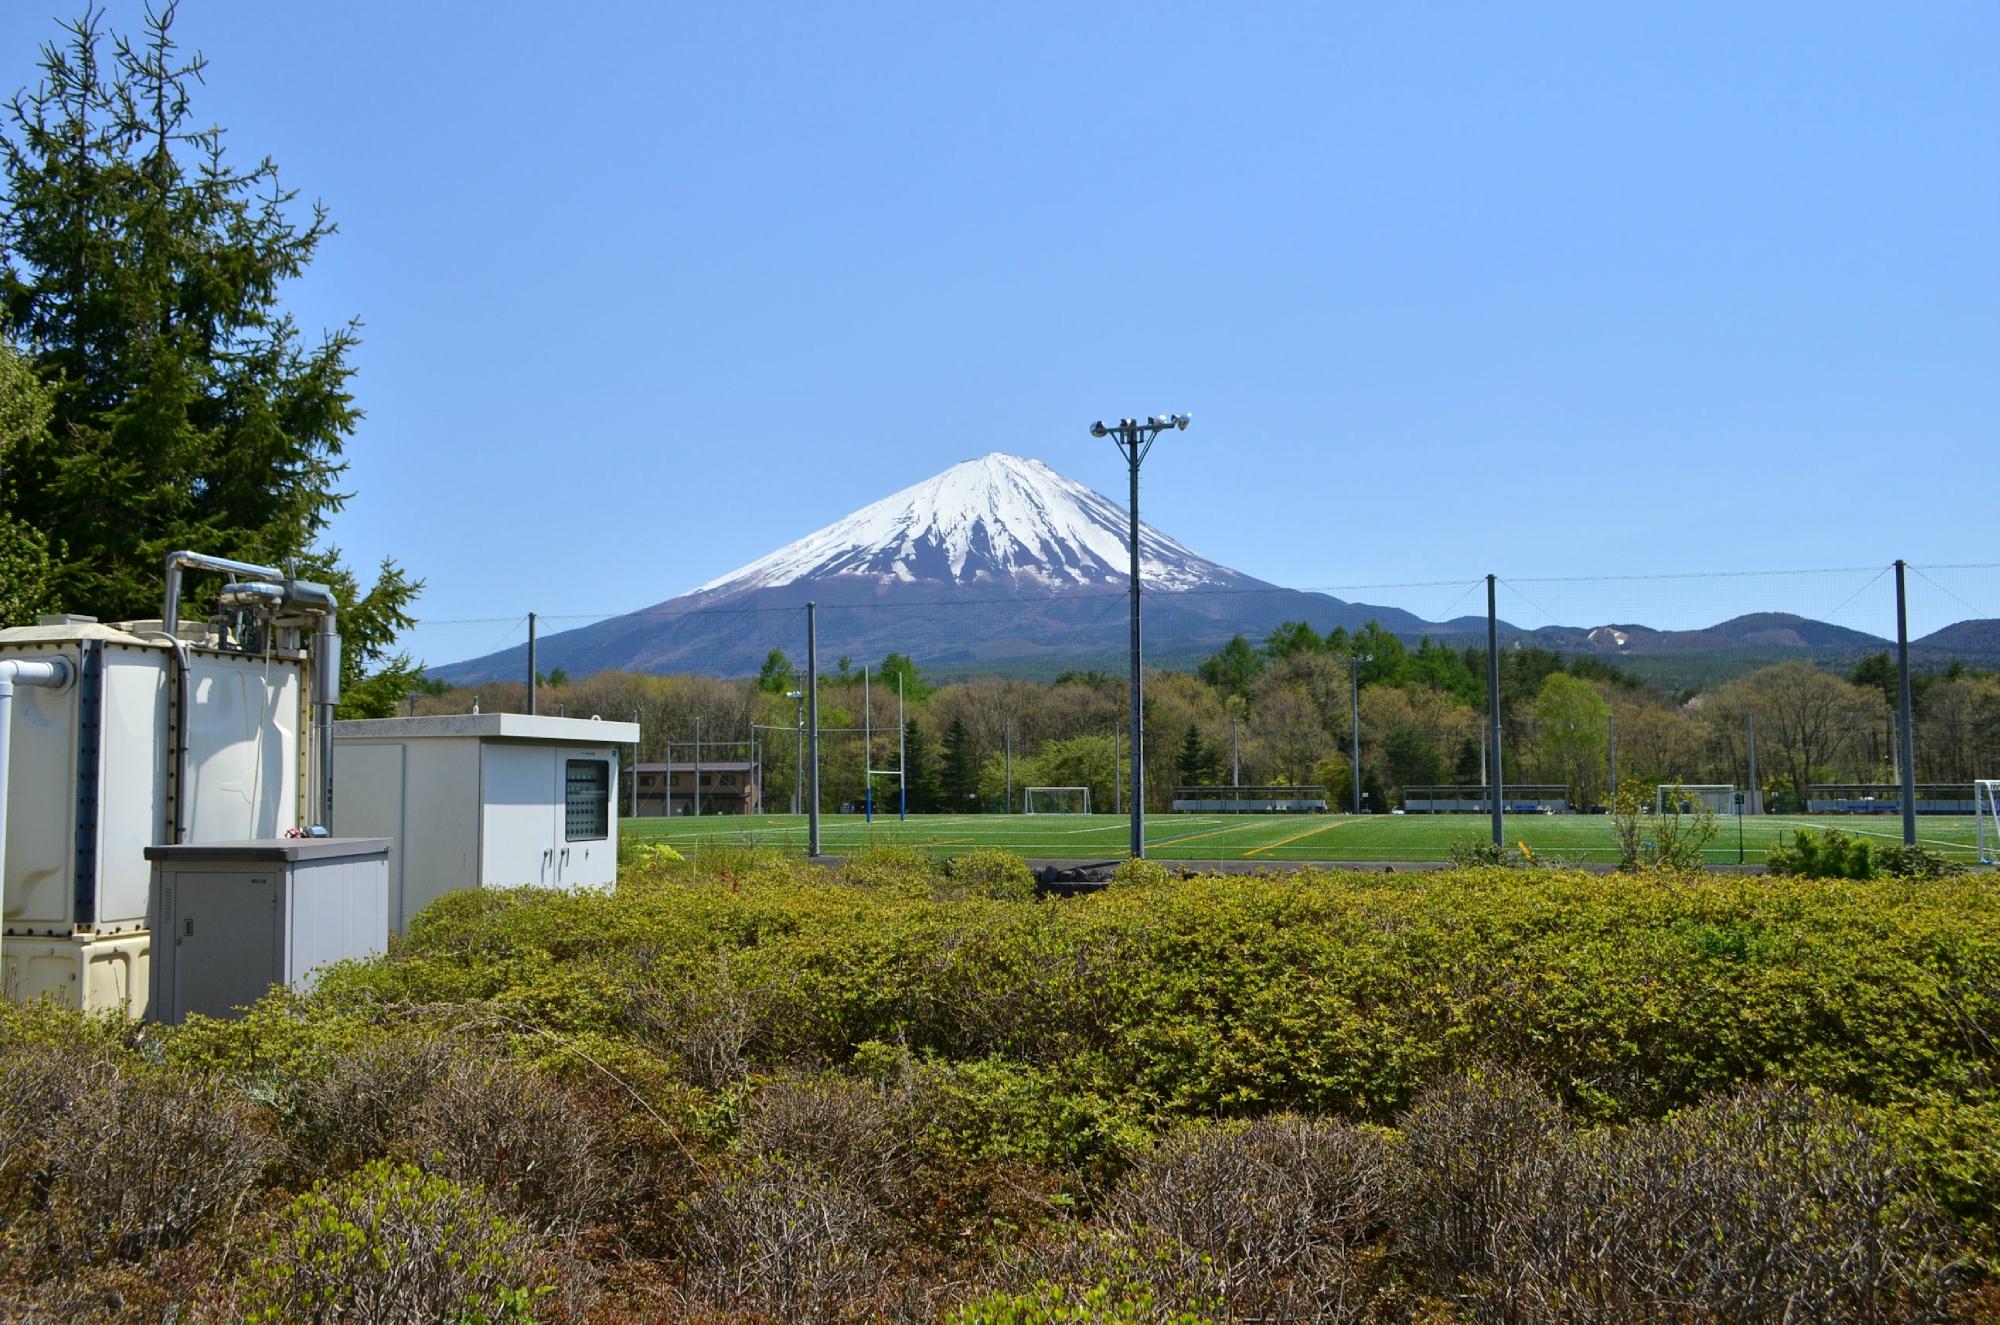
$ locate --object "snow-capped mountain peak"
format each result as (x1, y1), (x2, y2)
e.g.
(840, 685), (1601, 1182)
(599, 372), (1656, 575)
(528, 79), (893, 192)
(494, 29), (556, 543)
(691, 453), (1243, 597)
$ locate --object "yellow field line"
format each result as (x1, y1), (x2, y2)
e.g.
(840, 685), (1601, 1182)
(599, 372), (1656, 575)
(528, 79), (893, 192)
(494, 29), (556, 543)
(1245, 818), (1352, 857)
(1152, 819), (1293, 850)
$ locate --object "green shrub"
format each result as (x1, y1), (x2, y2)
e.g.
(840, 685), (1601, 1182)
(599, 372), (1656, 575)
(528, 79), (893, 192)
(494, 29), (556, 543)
(945, 848), (1036, 901)
(1612, 778), (1720, 870)
(947, 1280), (1217, 1325)
(239, 1160), (546, 1324)
(1110, 858), (1170, 888)
(1446, 837), (1507, 868)
(840, 843), (943, 895)
(1768, 827), (1875, 879)
(1878, 841), (1969, 880)
(619, 840), (685, 874)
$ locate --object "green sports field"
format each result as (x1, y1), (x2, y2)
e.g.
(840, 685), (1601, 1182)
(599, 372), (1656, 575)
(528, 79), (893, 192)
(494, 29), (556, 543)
(625, 811), (1991, 866)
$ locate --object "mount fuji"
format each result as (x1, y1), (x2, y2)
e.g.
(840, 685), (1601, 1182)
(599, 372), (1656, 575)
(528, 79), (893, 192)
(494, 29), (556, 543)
(431, 453), (1433, 681)
(429, 452), (2000, 686)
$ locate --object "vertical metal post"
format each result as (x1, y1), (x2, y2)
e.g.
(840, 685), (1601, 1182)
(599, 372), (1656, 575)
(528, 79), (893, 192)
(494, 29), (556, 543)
(1607, 708), (1617, 804)
(693, 717), (702, 819)
(898, 673), (907, 822)
(807, 603), (821, 856)
(526, 612), (538, 715)
(630, 708), (640, 818)
(1126, 447), (1145, 858)
(1350, 654), (1363, 815)
(1113, 724), (1121, 816)
(1004, 722), (1013, 813)
(1747, 713), (1758, 814)
(864, 664), (872, 823)
(1896, 560), (1917, 846)
(1487, 574), (1504, 848)
(1231, 715), (1240, 791)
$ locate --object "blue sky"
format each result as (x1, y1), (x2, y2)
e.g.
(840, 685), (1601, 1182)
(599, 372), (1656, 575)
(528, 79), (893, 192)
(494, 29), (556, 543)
(4, 2), (1994, 661)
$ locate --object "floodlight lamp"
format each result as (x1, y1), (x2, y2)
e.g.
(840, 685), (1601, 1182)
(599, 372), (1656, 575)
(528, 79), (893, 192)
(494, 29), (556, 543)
(1090, 421), (1108, 437)
(1174, 413), (1191, 430)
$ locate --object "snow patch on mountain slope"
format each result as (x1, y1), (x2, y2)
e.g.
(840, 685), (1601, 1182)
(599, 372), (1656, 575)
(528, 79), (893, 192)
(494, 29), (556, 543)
(692, 454), (1240, 596)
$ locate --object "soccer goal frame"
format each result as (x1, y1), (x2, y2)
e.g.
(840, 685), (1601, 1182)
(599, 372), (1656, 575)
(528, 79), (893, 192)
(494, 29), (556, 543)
(1023, 786), (1091, 815)
(1657, 784), (1736, 815)
(1977, 780), (2000, 864)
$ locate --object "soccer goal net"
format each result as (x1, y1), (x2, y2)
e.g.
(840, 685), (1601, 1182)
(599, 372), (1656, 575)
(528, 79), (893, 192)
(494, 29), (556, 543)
(1977, 781), (2000, 864)
(1023, 786), (1091, 815)
(1657, 784), (1735, 815)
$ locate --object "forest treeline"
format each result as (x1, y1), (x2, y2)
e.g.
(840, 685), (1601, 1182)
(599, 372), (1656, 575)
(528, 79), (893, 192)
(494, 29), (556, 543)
(421, 621), (2000, 814)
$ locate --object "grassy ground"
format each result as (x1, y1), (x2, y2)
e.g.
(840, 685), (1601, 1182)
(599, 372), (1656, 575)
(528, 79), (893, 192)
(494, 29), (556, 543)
(625, 809), (1989, 864)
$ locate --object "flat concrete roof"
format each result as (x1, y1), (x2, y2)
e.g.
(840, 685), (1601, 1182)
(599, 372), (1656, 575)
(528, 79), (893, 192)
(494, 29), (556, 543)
(334, 713), (640, 744)
(145, 837), (392, 862)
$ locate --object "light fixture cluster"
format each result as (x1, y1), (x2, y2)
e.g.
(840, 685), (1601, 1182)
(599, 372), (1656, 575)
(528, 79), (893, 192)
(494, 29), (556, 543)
(1089, 414), (1191, 437)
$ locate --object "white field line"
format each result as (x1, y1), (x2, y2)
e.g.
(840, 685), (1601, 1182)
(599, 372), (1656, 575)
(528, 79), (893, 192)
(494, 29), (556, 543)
(1759, 816), (1974, 851)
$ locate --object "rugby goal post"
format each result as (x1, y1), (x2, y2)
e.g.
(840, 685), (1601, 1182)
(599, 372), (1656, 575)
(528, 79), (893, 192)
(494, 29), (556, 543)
(1977, 780), (2000, 864)
(1657, 784), (1736, 815)
(1023, 786), (1091, 815)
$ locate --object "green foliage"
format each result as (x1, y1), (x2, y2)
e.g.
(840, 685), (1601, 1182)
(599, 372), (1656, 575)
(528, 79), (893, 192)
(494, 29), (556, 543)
(755, 647), (796, 694)
(1175, 724), (1220, 786)
(1446, 836), (1507, 868)
(1767, 826), (1873, 879)
(944, 848), (1036, 901)
(1768, 831), (1968, 883)
(941, 713), (981, 811)
(1532, 671), (1611, 807)
(1611, 778), (1719, 870)
(1195, 634), (1262, 696)
(1876, 841), (1970, 880)
(902, 717), (945, 812)
(948, 1281), (1217, 1325)
(876, 650), (931, 701)
(0, 342), (56, 623)
(239, 1160), (546, 1324)
(1, 6), (418, 673)
(1262, 619), (1323, 660)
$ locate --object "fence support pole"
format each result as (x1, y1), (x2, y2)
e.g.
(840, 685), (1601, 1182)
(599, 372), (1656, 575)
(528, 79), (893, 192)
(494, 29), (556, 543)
(1488, 574), (1504, 848)
(1896, 560), (1917, 846)
(807, 603), (821, 857)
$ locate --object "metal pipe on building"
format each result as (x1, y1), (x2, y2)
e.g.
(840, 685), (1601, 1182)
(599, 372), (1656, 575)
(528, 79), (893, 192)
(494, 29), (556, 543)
(0, 657), (75, 968)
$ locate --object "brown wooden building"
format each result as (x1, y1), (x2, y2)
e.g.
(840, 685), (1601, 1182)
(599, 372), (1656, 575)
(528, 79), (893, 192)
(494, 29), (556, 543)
(632, 761), (761, 816)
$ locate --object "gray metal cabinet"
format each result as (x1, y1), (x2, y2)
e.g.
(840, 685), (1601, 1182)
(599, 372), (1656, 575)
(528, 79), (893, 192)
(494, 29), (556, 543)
(145, 838), (390, 1024)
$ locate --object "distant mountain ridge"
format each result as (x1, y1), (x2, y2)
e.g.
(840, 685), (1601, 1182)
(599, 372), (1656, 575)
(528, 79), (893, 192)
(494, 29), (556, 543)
(430, 454), (2000, 685)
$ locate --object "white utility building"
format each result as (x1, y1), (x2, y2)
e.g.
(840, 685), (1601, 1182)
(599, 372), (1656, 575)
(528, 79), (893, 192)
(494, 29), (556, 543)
(332, 713), (639, 932)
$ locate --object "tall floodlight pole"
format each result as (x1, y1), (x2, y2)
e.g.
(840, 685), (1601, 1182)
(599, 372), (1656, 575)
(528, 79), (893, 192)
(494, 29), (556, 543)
(1348, 651), (1372, 814)
(1091, 414), (1191, 859)
(863, 664), (873, 824)
(807, 604), (821, 856)
(1895, 560), (1917, 847)
(898, 673), (907, 822)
